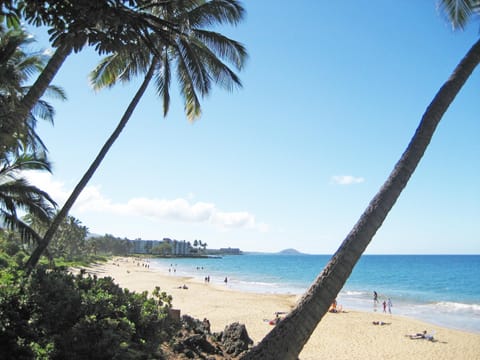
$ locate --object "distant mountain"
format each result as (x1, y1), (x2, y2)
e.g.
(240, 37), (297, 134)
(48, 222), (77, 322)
(277, 248), (303, 255)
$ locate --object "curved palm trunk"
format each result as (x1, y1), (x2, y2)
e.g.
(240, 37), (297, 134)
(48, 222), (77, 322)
(243, 38), (480, 360)
(25, 58), (159, 273)
(16, 44), (72, 123)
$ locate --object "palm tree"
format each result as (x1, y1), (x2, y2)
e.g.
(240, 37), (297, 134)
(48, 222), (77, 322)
(0, 25), (66, 158)
(0, 25), (60, 246)
(242, 2), (480, 359)
(25, 0), (247, 272)
(0, 153), (56, 245)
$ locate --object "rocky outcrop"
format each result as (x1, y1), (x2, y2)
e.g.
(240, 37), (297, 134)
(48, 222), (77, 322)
(219, 322), (253, 356)
(165, 315), (253, 359)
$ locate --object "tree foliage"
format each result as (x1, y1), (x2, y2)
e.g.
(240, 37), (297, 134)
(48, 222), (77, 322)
(0, 154), (56, 245)
(1, 0), (178, 53)
(88, 233), (133, 256)
(91, 0), (247, 121)
(0, 25), (66, 158)
(0, 25), (62, 246)
(0, 249), (174, 359)
(151, 241), (173, 255)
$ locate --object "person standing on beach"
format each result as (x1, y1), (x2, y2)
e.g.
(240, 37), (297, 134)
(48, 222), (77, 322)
(387, 298), (393, 314)
(382, 300), (387, 313)
(373, 291), (379, 311)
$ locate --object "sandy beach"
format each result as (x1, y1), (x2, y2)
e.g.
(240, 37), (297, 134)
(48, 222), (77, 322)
(76, 258), (480, 359)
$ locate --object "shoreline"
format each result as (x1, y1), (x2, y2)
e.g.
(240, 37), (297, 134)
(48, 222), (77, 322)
(74, 257), (480, 359)
(148, 254), (480, 335)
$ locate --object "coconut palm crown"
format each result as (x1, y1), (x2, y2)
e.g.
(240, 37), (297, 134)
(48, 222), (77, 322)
(91, 0), (247, 121)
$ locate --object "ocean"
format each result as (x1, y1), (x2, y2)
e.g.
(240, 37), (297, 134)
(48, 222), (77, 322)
(149, 254), (480, 334)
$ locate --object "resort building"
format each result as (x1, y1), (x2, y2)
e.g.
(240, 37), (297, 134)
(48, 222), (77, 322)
(162, 238), (192, 256)
(218, 247), (242, 255)
(129, 239), (158, 254)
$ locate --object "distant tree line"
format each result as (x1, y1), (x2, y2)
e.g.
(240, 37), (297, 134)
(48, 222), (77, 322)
(88, 233), (133, 256)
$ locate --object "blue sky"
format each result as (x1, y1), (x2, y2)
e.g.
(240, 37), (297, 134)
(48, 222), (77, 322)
(26, 1), (479, 254)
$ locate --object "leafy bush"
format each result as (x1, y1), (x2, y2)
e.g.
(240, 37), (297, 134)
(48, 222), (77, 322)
(0, 262), (175, 359)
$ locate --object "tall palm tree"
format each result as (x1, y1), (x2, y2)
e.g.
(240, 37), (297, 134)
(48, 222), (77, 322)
(242, 2), (480, 359)
(0, 153), (57, 245)
(25, 0), (247, 272)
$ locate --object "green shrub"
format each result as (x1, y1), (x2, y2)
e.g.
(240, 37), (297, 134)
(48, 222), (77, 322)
(0, 262), (174, 359)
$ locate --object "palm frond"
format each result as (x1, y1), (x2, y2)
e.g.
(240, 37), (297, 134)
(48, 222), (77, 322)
(90, 49), (153, 90)
(0, 153), (52, 180)
(186, 0), (245, 28)
(154, 51), (172, 117)
(190, 39), (242, 91)
(176, 50), (202, 121)
(438, 0), (474, 29)
(16, 54), (46, 81)
(193, 29), (247, 70)
(0, 178), (56, 221)
(42, 84), (67, 101)
(0, 209), (44, 244)
(30, 99), (55, 124)
(90, 54), (126, 90)
(177, 37), (211, 95)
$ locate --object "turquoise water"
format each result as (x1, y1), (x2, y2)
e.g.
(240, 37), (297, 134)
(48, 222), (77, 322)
(150, 254), (480, 333)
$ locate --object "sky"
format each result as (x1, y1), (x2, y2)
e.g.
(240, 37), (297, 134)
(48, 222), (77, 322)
(24, 1), (479, 254)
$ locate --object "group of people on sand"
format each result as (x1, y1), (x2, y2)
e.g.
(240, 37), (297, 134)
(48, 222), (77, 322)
(373, 291), (393, 314)
(372, 291), (436, 341)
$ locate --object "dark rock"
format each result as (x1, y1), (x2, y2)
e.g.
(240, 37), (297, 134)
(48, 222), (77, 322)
(165, 317), (253, 359)
(182, 315), (204, 334)
(220, 322), (253, 356)
(172, 341), (185, 352)
(183, 349), (196, 358)
(184, 334), (217, 354)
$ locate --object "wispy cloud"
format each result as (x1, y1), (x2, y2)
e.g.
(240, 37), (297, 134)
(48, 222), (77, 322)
(23, 171), (267, 231)
(331, 175), (365, 185)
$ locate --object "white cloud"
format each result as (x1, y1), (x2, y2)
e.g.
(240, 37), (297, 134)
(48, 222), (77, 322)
(23, 171), (267, 231)
(23, 171), (110, 211)
(331, 175), (365, 185)
(23, 171), (69, 203)
(124, 197), (215, 222)
(211, 211), (255, 228)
